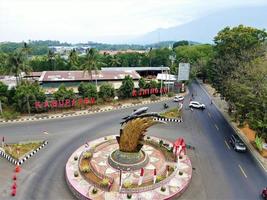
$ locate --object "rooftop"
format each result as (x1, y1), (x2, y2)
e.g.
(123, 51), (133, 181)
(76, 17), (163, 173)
(39, 70), (141, 82)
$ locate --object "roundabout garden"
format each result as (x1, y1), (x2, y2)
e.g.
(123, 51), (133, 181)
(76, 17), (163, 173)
(65, 114), (192, 200)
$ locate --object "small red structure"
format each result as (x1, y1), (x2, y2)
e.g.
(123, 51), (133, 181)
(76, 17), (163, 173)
(173, 138), (186, 156)
(11, 189), (16, 196)
(15, 165), (20, 173)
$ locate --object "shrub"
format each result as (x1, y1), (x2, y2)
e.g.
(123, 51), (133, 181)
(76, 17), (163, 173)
(74, 171), (79, 177)
(92, 188), (98, 194)
(123, 180), (132, 188)
(127, 194), (132, 199)
(1, 110), (19, 120)
(101, 178), (109, 186)
(83, 152), (92, 159)
(159, 140), (163, 147)
(146, 136), (150, 140)
(74, 156), (78, 161)
(179, 171), (183, 176)
(150, 94), (157, 101)
(168, 147), (174, 152)
(168, 92), (175, 97)
(161, 186), (166, 192)
(179, 155), (183, 159)
(156, 175), (164, 183)
(81, 166), (90, 173)
(99, 83), (115, 101)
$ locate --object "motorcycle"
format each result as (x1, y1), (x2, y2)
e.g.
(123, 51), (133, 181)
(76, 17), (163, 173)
(163, 103), (169, 109)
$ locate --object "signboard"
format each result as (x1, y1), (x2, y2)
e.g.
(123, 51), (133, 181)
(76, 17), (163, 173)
(35, 98), (95, 110)
(178, 63), (190, 81)
(132, 87), (168, 97)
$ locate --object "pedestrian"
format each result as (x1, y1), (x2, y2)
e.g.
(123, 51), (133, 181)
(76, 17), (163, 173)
(210, 99), (213, 105)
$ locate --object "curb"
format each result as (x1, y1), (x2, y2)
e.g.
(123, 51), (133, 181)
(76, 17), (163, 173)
(0, 98), (173, 124)
(0, 141), (48, 166)
(196, 79), (267, 172)
(154, 117), (182, 123)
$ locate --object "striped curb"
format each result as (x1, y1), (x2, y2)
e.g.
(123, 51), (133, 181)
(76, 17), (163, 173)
(0, 98), (173, 124)
(0, 141), (48, 166)
(154, 117), (183, 123)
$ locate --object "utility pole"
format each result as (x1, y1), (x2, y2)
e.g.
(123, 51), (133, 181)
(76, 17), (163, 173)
(160, 66), (163, 99)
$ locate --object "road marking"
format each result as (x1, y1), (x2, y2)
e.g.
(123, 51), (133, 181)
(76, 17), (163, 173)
(208, 112), (211, 118)
(238, 164), (247, 178)
(224, 140), (230, 150)
(215, 124), (219, 131)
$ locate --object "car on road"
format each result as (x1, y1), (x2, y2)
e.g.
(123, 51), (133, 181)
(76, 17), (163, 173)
(173, 95), (184, 102)
(262, 187), (267, 200)
(229, 134), (247, 152)
(189, 101), (205, 109)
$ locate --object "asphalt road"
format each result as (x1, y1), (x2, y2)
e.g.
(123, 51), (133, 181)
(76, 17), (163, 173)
(0, 81), (266, 200)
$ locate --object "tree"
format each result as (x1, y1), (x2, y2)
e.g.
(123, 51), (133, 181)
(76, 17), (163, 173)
(80, 48), (102, 80)
(148, 80), (158, 89)
(14, 81), (46, 114)
(53, 84), (75, 101)
(211, 25), (267, 94)
(69, 49), (79, 69)
(119, 75), (134, 98)
(47, 50), (56, 70)
(109, 56), (121, 67)
(78, 82), (97, 99)
(138, 77), (146, 89)
(173, 40), (189, 49)
(0, 82), (8, 107)
(99, 83), (115, 101)
(6, 50), (31, 84)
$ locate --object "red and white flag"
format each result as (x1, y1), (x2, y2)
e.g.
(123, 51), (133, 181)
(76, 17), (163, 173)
(119, 170), (122, 190)
(153, 168), (157, 184)
(138, 168), (144, 186)
(166, 165), (169, 177)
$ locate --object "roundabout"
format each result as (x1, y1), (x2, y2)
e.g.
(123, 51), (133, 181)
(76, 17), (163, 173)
(65, 114), (192, 200)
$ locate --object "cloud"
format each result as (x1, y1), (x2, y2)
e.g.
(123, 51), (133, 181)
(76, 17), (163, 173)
(0, 0), (267, 42)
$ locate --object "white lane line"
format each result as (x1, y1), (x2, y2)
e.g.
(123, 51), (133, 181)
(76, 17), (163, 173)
(224, 140), (230, 150)
(208, 112), (211, 118)
(238, 164), (248, 178)
(215, 124), (219, 131)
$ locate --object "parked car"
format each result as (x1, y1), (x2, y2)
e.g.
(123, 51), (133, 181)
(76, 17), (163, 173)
(229, 134), (247, 152)
(262, 187), (267, 200)
(173, 95), (184, 102)
(189, 101), (205, 109)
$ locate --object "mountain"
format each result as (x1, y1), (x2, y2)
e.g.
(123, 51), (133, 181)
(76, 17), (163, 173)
(131, 6), (267, 44)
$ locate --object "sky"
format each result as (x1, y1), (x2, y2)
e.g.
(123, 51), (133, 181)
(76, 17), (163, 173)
(0, 0), (267, 43)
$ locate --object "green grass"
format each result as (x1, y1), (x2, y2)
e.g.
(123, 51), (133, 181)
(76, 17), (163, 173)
(161, 108), (181, 118)
(3, 141), (43, 159)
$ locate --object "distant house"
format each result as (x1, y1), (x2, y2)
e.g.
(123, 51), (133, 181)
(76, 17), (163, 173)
(38, 70), (141, 94)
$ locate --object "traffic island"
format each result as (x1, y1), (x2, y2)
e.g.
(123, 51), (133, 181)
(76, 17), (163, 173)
(0, 140), (48, 165)
(66, 114), (192, 200)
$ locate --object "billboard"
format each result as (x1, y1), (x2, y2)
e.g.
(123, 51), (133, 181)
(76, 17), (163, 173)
(178, 63), (190, 81)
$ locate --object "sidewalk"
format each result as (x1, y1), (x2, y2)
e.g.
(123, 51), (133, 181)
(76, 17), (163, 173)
(197, 79), (267, 172)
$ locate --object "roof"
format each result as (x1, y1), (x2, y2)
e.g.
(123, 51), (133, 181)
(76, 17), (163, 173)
(39, 70), (141, 82)
(156, 73), (177, 81)
(102, 67), (170, 72)
(24, 72), (43, 77)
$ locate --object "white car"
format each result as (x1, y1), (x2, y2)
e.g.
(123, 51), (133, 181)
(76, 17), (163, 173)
(189, 101), (205, 109)
(173, 95), (184, 102)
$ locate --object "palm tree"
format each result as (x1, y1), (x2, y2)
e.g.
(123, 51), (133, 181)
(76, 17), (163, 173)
(109, 56), (121, 67)
(69, 49), (79, 69)
(80, 48), (105, 103)
(7, 50), (31, 85)
(47, 50), (56, 71)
